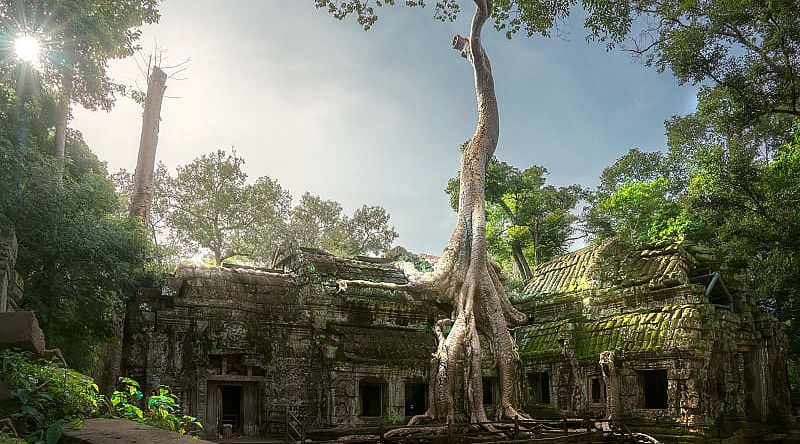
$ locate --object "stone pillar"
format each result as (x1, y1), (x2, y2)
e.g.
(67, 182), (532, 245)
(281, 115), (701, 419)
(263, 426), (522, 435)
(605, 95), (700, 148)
(600, 351), (622, 431)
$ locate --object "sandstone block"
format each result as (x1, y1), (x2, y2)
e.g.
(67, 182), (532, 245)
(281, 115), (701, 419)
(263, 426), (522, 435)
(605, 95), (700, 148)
(0, 311), (45, 355)
(62, 418), (217, 444)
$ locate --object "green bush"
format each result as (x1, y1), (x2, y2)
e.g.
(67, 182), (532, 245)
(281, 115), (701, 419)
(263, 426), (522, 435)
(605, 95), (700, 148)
(110, 378), (202, 436)
(0, 350), (202, 443)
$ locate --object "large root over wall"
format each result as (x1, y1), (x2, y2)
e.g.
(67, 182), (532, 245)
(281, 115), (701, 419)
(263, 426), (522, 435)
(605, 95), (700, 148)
(337, 0), (530, 427)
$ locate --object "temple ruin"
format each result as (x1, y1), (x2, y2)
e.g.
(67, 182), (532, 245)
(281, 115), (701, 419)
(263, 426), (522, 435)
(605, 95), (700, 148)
(121, 239), (794, 440)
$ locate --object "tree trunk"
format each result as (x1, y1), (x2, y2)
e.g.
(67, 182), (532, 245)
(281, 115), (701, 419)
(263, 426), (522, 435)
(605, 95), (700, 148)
(511, 243), (533, 280)
(494, 196), (533, 280)
(339, 0), (528, 427)
(129, 66), (168, 222)
(411, 0), (528, 425)
(54, 72), (73, 170)
(94, 67), (167, 394)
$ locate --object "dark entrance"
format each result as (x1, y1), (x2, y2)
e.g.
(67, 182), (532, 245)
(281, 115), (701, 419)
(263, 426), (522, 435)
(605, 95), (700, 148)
(482, 377), (495, 405)
(206, 380), (261, 438)
(221, 385), (242, 434)
(404, 383), (428, 416)
(360, 382), (386, 417)
(640, 370), (668, 409)
(741, 351), (765, 421)
(529, 372), (550, 404)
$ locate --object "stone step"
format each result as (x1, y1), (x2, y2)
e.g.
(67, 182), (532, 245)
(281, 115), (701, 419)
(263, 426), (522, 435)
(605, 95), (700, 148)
(62, 418), (217, 444)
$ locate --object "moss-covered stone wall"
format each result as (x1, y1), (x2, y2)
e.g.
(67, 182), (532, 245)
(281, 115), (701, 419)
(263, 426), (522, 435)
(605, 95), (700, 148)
(122, 248), (445, 438)
(123, 241), (794, 440)
(513, 240), (794, 438)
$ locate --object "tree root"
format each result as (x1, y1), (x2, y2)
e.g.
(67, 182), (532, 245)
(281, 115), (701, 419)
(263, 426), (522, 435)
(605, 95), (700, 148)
(0, 417), (18, 437)
(336, 279), (411, 293)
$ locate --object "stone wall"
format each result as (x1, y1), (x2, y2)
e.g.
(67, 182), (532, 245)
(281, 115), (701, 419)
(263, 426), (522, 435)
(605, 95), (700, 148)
(123, 248), (445, 438)
(515, 240), (795, 436)
(123, 242), (795, 440)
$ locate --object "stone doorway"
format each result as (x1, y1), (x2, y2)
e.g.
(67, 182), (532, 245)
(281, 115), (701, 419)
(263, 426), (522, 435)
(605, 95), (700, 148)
(206, 381), (262, 438)
(221, 385), (242, 435)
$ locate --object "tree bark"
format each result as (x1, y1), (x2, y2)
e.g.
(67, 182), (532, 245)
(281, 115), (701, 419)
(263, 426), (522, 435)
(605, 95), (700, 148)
(129, 66), (168, 222)
(409, 0), (528, 425)
(340, 0), (528, 428)
(54, 71), (73, 170)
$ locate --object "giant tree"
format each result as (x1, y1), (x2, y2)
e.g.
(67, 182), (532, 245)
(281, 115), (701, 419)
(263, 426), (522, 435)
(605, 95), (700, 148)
(317, 0), (793, 426)
(318, 0), (563, 425)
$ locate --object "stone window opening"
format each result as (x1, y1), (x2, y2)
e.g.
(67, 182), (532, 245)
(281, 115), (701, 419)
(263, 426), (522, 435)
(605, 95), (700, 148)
(588, 375), (605, 404)
(359, 381), (387, 417)
(404, 382), (428, 417)
(482, 377), (496, 406)
(528, 372), (551, 404)
(639, 369), (668, 409)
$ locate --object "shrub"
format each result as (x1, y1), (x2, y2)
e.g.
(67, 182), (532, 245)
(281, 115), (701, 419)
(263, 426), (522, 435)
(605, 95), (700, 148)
(0, 350), (202, 443)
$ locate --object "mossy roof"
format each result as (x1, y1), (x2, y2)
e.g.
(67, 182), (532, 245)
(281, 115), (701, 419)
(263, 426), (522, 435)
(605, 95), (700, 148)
(517, 304), (711, 360)
(519, 239), (702, 300)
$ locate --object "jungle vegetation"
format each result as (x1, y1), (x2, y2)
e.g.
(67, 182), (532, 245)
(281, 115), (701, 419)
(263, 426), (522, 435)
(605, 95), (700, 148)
(0, 0), (797, 437)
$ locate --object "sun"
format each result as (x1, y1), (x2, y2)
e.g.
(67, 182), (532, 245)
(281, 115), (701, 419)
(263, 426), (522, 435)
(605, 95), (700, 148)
(14, 35), (41, 64)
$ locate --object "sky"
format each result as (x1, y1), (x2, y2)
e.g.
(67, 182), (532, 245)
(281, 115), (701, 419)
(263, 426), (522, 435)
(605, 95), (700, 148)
(72, 0), (699, 255)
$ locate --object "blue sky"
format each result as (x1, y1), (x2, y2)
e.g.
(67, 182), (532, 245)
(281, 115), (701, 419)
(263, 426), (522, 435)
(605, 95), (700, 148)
(72, 0), (698, 255)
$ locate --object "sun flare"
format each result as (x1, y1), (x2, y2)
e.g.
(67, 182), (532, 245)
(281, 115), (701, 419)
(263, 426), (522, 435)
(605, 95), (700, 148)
(14, 35), (40, 64)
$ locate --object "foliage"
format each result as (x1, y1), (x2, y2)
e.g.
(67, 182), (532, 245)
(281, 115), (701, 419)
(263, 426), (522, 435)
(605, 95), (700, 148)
(290, 192), (398, 257)
(0, 0), (161, 112)
(689, 125), (800, 355)
(446, 157), (583, 279)
(0, 350), (202, 443)
(289, 192), (346, 255)
(113, 151), (400, 267)
(396, 253), (434, 273)
(110, 378), (202, 437)
(587, 176), (689, 244)
(340, 204), (399, 256)
(163, 149), (292, 266)
(0, 349), (101, 444)
(0, 86), (152, 371)
(111, 163), (180, 268)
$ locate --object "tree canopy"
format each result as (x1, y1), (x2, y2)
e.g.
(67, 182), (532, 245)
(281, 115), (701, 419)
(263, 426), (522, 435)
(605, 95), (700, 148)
(446, 157), (583, 279)
(0, 86), (151, 371)
(114, 151), (400, 267)
(162, 150), (292, 266)
(1, 0), (160, 111)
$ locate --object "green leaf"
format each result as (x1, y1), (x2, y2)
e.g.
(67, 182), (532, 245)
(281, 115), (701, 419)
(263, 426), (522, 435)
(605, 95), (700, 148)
(47, 423), (62, 444)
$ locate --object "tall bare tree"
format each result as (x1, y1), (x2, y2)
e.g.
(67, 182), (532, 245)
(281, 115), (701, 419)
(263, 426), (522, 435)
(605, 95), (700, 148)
(129, 66), (167, 222)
